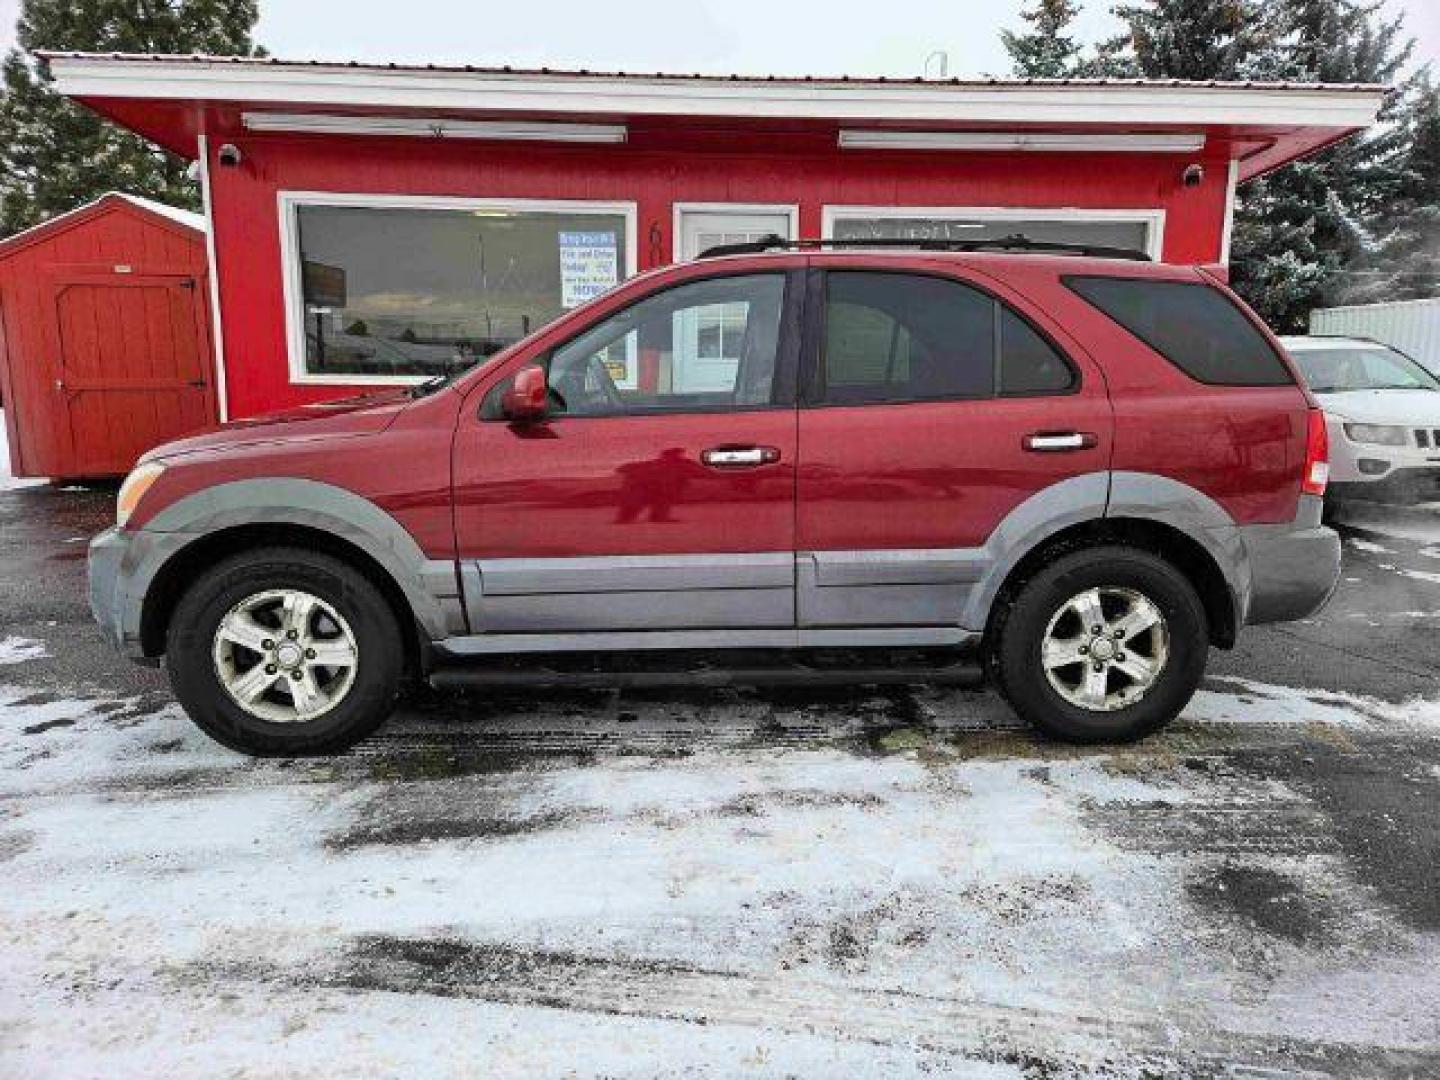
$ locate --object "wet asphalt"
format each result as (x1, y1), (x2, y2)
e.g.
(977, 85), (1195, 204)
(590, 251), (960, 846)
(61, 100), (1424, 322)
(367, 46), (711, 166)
(2, 482), (1439, 1076)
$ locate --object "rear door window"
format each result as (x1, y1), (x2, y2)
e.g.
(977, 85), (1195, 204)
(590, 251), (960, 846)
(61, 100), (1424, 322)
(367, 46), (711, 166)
(1065, 276), (1293, 386)
(999, 306), (1075, 395)
(821, 272), (995, 404)
(817, 271), (1077, 405)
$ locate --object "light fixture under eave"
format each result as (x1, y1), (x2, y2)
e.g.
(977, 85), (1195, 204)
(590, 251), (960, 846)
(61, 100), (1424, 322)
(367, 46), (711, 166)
(241, 112), (628, 144)
(838, 130), (1206, 153)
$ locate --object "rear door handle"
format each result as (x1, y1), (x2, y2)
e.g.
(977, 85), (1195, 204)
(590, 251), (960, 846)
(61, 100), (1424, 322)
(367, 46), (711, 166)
(1023, 431), (1098, 452)
(701, 445), (781, 468)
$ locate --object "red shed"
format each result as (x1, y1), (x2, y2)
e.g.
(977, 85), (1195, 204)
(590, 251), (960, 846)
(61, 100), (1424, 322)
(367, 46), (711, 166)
(43, 54), (1385, 425)
(0, 192), (216, 479)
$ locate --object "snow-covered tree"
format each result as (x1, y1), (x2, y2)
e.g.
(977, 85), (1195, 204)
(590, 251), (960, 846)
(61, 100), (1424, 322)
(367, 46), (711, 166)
(1046, 0), (1416, 328)
(1227, 0), (1415, 328)
(1340, 74), (1440, 302)
(1002, 0), (1087, 78)
(1111, 0), (1263, 80)
(0, 0), (264, 236)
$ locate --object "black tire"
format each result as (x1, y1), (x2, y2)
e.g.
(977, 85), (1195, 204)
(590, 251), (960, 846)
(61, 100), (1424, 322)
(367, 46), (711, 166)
(990, 545), (1208, 743)
(165, 546), (404, 755)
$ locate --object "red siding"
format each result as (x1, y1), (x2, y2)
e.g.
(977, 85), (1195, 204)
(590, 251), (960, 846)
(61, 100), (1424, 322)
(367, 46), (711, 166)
(0, 197), (215, 478)
(206, 130), (1232, 418)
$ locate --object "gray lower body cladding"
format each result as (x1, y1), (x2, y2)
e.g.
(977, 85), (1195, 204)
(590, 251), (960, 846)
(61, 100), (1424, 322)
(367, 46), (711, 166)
(89, 472), (1340, 665)
(1237, 495), (1340, 624)
(88, 526), (144, 659)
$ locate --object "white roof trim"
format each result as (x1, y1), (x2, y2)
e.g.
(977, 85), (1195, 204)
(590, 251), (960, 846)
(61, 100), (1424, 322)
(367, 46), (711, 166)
(0, 190), (203, 249)
(47, 56), (1386, 130)
(114, 192), (206, 232)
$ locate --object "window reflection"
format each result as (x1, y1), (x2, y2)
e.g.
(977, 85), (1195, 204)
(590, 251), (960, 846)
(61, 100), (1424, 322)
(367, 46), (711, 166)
(295, 204), (629, 379)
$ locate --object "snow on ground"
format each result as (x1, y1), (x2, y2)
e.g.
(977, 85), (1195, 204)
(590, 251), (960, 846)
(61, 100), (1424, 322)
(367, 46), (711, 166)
(2, 674), (1439, 1076)
(0, 636), (48, 665)
(0, 409), (44, 491)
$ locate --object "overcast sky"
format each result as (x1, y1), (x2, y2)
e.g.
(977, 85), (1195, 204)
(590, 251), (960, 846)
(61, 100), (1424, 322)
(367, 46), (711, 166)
(0, 0), (1435, 78)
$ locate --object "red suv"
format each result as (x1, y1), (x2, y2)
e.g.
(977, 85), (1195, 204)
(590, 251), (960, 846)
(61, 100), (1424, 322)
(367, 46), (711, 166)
(89, 239), (1339, 755)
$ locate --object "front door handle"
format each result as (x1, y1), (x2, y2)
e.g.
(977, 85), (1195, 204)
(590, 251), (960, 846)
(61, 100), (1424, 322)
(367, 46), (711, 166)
(1023, 431), (1098, 452)
(701, 445), (781, 468)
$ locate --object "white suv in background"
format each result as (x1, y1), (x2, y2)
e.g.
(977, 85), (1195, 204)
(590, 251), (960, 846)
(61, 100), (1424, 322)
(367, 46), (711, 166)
(1281, 335), (1440, 505)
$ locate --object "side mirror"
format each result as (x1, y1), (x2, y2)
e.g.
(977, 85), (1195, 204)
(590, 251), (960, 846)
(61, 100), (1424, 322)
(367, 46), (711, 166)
(501, 364), (549, 422)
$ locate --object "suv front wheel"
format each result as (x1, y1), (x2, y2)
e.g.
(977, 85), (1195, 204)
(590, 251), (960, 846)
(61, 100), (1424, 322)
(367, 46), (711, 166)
(166, 547), (403, 756)
(991, 545), (1209, 743)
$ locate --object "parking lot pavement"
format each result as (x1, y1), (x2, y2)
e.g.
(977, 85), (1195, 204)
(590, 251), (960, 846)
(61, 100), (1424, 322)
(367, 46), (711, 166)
(2, 485), (1438, 1077)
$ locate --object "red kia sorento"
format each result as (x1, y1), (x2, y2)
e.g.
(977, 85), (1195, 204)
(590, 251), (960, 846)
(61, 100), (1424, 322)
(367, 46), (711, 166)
(89, 238), (1340, 755)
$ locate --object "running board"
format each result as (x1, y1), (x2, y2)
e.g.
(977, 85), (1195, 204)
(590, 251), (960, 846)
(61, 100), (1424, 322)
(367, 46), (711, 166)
(433, 626), (979, 658)
(429, 657), (984, 691)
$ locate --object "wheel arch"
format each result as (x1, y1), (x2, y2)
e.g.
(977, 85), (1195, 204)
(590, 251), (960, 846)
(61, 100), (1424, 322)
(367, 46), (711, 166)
(133, 478), (463, 665)
(982, 516), (1241, 649)
(964, 471), (1247, 649)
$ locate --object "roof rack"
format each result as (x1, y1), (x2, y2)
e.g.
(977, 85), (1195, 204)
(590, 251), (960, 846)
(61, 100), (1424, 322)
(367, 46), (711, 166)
(696, 233), (1151, 262)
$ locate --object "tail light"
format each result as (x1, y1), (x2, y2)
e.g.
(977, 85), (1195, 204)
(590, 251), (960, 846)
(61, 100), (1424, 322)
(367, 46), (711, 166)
(1301, 408), (1329, 497)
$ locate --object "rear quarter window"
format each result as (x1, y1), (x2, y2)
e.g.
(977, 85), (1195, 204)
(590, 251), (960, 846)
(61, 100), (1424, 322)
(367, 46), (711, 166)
(1064, 276), (1293, 387)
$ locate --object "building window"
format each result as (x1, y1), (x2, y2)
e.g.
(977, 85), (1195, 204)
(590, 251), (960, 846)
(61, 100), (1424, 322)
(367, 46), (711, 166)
(282, 195), (635, 383)
(823, 207), (1162, 260)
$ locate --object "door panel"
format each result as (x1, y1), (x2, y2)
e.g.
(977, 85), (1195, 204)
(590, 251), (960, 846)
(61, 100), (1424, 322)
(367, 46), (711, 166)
(50, 274), (214, 476)
(452, 266), (802, 637)
(797, 268), (1113, 628)
(453, 412), (797, 632)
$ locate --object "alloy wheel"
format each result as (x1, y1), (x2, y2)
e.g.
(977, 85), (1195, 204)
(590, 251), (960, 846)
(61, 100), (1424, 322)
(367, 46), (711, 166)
(1040, 586), (1169, 712)
(211, 588), (359, 724)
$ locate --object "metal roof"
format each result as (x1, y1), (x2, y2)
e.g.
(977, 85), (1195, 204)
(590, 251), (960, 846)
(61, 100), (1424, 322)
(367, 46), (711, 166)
(35, 51), (1389, 94)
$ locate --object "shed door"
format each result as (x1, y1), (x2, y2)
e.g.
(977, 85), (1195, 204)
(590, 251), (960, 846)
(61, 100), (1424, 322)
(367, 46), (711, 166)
(48, 273), (215, 476)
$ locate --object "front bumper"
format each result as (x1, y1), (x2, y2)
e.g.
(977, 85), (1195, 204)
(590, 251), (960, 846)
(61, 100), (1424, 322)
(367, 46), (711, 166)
(1329, 467), (1440, 505)
(1240, 495), (1341, 625)
(88, 526), (158, 662)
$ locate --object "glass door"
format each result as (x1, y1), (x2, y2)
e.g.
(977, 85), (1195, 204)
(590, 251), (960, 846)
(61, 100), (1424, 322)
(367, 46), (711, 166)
(673, 208), (794, 394)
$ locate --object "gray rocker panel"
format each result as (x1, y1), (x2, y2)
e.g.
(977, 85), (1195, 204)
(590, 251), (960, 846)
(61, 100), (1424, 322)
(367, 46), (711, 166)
(434, 626), (978, 658)
(463, 552), (794, 633)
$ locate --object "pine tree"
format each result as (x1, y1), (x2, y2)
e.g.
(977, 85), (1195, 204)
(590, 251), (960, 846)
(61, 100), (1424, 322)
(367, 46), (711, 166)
(1227, 0), (1415, 328)
(1002, 0), (1086, 78)
(1111, 0), (1262, 80)
(0, 0), (264, 236)
(1073, 0), (1416, 328)
(1341, 74), (1440, 302)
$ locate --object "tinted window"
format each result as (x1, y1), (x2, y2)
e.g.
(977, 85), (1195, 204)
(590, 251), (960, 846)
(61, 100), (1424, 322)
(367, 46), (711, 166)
(822, 272), (995, 404)
(537, 273), (786, 417)
(1066, 276), (1292, 386)
(1000, 307), (1074, 394)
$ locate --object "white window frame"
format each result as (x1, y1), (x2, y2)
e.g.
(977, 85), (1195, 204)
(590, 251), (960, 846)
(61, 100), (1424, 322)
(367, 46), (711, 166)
(670, 202), (800, 261)
(820, 204), (1166, 262)
(278, 190), (639, 386)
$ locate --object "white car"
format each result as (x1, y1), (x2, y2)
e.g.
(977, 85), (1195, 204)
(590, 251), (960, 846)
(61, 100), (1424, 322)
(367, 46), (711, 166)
(1280, 335), (1440, 505)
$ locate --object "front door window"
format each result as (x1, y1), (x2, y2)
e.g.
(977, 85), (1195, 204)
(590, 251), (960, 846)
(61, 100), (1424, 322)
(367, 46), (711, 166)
(541, 273), (788, 416)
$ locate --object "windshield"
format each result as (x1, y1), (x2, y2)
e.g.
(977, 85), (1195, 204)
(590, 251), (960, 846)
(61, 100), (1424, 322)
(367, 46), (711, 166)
(1290, 344), (1440, 393)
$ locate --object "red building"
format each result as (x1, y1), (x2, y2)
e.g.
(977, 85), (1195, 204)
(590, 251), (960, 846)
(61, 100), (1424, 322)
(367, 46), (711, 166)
(45, 53), (1384, 424)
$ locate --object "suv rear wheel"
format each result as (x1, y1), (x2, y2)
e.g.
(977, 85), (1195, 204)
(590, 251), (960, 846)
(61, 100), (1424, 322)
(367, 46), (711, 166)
(991, 545), (1208, 743)
(166, 547), (403, 756)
